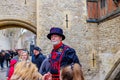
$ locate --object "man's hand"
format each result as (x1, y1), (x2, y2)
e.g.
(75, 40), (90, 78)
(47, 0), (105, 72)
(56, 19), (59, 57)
(42, 72), (52, 80)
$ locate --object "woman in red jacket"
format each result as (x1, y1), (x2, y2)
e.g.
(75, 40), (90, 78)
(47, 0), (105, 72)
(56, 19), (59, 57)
(7, 59), (17, 80)
(7, 50), (29, 80)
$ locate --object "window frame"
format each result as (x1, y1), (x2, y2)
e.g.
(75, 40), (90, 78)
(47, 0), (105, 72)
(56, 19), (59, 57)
(101, 0), (106, 9)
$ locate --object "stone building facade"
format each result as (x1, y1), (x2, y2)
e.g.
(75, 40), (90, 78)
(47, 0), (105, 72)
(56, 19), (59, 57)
(0, 29), (11, 50)
(0, 28), (35, 51)
(0, 0), (119, 80)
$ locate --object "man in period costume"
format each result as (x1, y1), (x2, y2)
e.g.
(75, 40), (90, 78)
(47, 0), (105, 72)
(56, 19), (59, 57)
(45, 27), (81, 80)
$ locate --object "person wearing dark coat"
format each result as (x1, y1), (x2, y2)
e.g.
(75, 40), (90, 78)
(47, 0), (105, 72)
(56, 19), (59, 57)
(32, 46), (46, 71)
(5, 51), (11, 67)
(44, 27), (81, 80)
(0, 51), (5, 70)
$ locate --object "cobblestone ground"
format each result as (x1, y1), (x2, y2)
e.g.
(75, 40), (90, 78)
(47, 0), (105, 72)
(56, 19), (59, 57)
(0, 67), (7, 80)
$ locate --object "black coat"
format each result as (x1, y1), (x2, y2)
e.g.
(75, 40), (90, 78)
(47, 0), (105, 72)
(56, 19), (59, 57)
(32, 53), (46, 71)
(5, 53), (11, 60)
(0, 54), (5, 62)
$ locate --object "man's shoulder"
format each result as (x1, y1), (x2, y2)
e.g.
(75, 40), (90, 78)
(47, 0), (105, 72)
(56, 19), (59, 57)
(63, 44), (75, 51)
(61, 45), (76, 56)
(39, 53), (46, 59)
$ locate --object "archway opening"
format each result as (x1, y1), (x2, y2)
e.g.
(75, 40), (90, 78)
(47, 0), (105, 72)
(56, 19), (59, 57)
(0, 19), (37, 54)
(0, 19), (36, 34)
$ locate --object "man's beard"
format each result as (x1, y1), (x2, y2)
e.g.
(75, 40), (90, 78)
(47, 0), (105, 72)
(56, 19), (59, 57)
(51, 40), (60, 45)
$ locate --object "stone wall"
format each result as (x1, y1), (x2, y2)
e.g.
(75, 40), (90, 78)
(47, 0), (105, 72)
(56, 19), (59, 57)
(37, 0), (100, 80)
(97, 16), (120, 80)
(37, 0), (89, 53)
(0, 0), (36, 26)
(0, 29), (11, 50)
(37, 0), (120, 80)
(0, 0), (119, 80)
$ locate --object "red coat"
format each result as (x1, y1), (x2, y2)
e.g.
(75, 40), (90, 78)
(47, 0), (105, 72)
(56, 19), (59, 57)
(7, 59), (17, 80)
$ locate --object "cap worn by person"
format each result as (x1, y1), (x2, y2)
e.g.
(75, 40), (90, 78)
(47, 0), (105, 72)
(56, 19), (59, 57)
(34, 46), (41, 51)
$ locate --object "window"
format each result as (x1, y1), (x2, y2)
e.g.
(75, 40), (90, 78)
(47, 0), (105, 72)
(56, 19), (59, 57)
(101, 0), (106, 8)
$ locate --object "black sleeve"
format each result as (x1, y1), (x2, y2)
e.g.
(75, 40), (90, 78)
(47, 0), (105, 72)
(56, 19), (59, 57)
(66, 48), (80, 64)
(61, 48), (81, 67)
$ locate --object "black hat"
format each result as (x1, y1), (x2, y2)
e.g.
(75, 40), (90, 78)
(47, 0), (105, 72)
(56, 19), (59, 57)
(34, 46), (41, 51)
(47, 27), (65, 40)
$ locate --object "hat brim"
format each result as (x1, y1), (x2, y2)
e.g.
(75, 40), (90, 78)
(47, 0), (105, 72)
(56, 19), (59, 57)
(47, 33), (65, 40)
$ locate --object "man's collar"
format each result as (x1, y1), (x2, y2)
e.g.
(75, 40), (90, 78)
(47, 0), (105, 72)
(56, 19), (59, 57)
(53, 41), (63, 50)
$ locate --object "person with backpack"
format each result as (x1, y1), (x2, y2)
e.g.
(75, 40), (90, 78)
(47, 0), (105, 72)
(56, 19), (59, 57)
(44, 27), (81, 80)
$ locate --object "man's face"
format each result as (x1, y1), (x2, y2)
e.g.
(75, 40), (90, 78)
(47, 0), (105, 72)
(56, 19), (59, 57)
(51, 34), (62, 45)
(33, 50), (39, 56)
(18, 50), (23, 56)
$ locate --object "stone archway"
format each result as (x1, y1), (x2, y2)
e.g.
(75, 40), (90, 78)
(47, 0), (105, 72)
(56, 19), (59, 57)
(0, 19), (36, 34)
(105, 58), (120, 80)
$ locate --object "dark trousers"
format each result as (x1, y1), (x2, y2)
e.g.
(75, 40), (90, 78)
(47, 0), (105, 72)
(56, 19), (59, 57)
(6, 59), (10, 67)
(0, 61), (4, 69)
